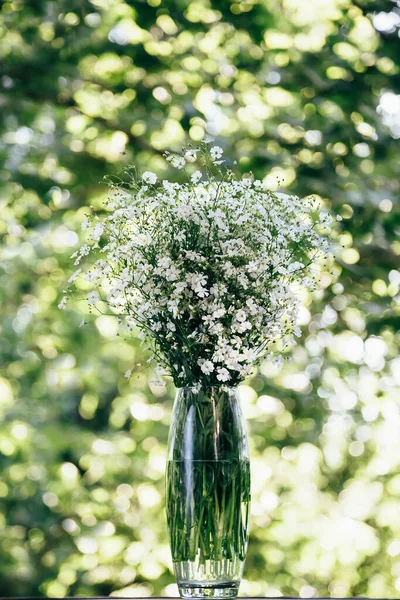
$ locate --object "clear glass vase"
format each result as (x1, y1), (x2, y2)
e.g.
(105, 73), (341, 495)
(166, 386), (251, 599)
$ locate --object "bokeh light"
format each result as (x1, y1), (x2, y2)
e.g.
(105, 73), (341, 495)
(0, 0), (399, 597)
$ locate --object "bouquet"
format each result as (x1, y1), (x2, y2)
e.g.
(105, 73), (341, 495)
(61, 141), (331, 387)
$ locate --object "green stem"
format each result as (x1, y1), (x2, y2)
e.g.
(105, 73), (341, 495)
(166, 391), (251, 566)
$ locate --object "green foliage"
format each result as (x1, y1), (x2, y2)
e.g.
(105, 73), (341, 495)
(0, 0), (399, 597)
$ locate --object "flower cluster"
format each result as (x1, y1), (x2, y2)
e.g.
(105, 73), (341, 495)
(62, 142), (330, 388)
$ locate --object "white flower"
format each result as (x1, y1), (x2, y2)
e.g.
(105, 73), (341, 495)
(202, 315), (214, 326)
(66, 142), (330, 385)
(68, 269), (81, 284)
(184, 250), (205, 262)
(213, 347), (226, 362)
(210, 322), (223, 334)
(58, 296), (67, 309)
(71, 243), (90, 266)
(158, 256), (172, 269)
(174, 281), (187, 293)
(288, 261), (304, 273)
(210, 146), (223, 160)
(108, 286), (122, 301)
(236, 321), (252, 333)
(166, 266), (180, 281)
(223, 261), (235, 276)
(95, 260), (111, 275)
(240, 348), (256, 363)
(200, 360), (214, 375)
(154, 365), (166, 376)
(336, 215), (343, 221)
(85, 271), (98, 282)
(217, 368), (231, 382)
(191, 170), (202, 183)
(185, 149), (197, 163)
(124, 369), (132, 380)
(196, 287), (209, 299)
(90, 223), (104, 242)
(235, 310), (247, 322)
(188, 273), (208, 297)
(168, 299), (180, 317)
(275, 192), (291, 202)
(87, 291), (100, 305)
(142, 171), (157, 184)
(176, 205), (193, 221)
(171, 156), (186, 169)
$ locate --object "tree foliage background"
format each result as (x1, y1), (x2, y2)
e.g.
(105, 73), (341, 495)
(1, 0), (400, 596)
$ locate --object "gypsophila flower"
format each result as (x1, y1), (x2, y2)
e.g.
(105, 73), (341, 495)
(90, 223), (104, 242)
(171, 156), (186, 169)
(142, 171), (158, 184)
(235, 310), (247, 322)
(68, 269), (81, 284)
(210, 146), (223, 161)
(62, 141), (332, 388)
(191, 171), (202, 183)
(185, 149), (197, 163)
(217, 368), (231, 382)
(58, 296), (67, 310)
(200, 360), (214, 375)
(87, 291), (100, 305)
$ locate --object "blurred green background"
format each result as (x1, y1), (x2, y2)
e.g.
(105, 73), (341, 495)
(1, 0), (400, 597)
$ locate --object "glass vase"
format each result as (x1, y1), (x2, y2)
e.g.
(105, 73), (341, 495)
(166, 386), (251, 599)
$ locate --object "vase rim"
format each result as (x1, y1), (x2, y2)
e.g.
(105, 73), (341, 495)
(177, 384), (239, 391)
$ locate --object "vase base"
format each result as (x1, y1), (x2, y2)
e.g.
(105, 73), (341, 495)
(178, 582), (240, 599)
